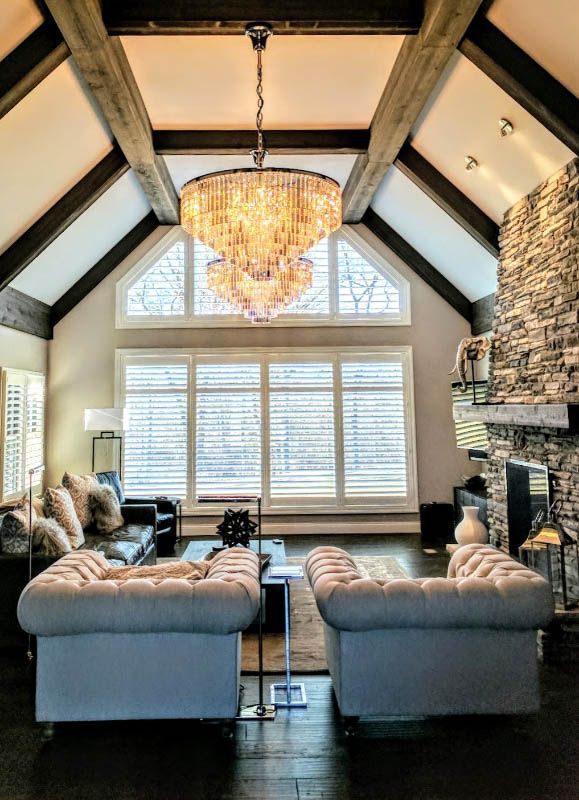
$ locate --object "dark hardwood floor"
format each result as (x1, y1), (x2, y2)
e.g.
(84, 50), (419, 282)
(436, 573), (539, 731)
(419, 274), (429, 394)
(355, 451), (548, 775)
(1, 534), (577, 800)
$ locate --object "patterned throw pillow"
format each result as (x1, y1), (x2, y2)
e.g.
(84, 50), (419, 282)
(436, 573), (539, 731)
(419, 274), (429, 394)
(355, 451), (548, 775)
(62, 472), (98, 529)
(44, 486), (85, 549)
(0, 498), (37, 554)
(89, 484), (124, 534)
(32, 518), (72, 557)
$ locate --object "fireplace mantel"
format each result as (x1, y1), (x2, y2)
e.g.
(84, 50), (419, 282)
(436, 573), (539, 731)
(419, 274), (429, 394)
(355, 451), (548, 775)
(453, 403), (579, 432)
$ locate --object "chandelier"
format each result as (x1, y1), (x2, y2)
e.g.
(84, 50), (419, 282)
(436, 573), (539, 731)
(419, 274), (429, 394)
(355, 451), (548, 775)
(180, 23), (342, 322)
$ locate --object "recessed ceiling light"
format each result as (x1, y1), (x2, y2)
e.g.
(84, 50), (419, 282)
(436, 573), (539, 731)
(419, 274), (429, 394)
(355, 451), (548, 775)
(499, 118), (514, 137)
(464, 156), (478, 171)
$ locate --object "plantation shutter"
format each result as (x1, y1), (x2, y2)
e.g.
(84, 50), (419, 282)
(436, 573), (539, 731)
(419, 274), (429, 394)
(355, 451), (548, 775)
(194, 362), (262, 496)
(123, 360), (188, 497)
(269, 361), (336, 503)
(24, 375), (45, 477)
(1, 370), (45, 500)
(341, 360), (408, 500)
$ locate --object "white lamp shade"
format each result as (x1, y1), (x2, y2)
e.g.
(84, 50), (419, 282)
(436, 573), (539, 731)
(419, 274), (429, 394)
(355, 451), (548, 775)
(84, 408), (127, 432)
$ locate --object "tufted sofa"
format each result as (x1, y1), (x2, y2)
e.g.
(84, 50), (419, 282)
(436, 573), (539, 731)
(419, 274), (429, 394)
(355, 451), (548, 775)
(306, 543), (555, 718)
(18, 548), (260, 724)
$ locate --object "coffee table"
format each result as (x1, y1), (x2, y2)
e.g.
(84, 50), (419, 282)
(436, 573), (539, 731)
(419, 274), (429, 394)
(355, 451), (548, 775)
(181, 539), (287, 632)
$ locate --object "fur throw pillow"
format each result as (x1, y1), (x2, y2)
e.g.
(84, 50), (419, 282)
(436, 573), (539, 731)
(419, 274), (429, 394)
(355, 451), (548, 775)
(0, 497), (36, 554)
(61, 472), (98, 529)
(32, 518), (72, 557)
(89, 484), (124, 534)
(44, 485), (85, 549)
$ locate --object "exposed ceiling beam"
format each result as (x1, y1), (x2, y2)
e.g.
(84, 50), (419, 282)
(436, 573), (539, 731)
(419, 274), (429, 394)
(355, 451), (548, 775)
(472, 292), (495, 335)
(342, 0), (484, 223)
(154, 129), (370, 156)
(51, 212), (158, 324)
(0, 146), (128, 292)
(45, 0), (180, 223)
(395, 142), (499, 256)
(0, 20), (69, 120)
(363, 208), (472, 323)
(0, 287), (53, 340)
(103, 1), (423, 35)
(460, 17), (579, 155)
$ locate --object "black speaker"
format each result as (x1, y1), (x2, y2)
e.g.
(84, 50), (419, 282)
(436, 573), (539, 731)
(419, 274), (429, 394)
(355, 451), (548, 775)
(420, 502), (454, 545)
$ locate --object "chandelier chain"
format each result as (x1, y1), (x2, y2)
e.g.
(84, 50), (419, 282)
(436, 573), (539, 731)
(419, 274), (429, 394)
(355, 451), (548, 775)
(254, 47), (266, 168)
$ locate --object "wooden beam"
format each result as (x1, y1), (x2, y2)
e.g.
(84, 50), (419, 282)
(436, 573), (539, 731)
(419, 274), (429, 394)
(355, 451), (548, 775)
(460, 18), (579, 154)
(154, 129), (370, 155)
(0, 147), (129, 292)
(363, 209), (472, 322)
(0, 20), (69, 120)
(472, 292), (495, 335)
(51, 212), (158, 324)
(103, 1), (423, 35)
(0, 287), (52, 340)
(342, 0), (483, 223)
(395, 142), (499, 256)
(45, 0), (180, 223)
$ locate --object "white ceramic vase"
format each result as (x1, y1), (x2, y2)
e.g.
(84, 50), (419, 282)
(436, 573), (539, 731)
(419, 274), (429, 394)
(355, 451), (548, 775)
(454, 505), (488, 545)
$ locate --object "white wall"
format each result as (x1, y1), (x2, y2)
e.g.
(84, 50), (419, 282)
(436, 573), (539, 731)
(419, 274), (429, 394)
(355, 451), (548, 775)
(46, 224), (477, 522)
(0, 326), (48, 373)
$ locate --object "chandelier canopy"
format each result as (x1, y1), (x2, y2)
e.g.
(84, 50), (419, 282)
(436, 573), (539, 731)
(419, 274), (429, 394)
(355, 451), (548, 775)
(179, 22), (342, 322)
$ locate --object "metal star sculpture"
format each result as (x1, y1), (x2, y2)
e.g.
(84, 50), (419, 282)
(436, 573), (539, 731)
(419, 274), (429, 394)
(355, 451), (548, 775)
(216, 508), (257, 548)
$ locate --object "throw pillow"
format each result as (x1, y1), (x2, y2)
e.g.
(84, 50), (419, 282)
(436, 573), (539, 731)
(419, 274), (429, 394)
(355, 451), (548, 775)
(44, 486), (85, 549)
(32, 518), (72, 557)
(89, 484), (124, 534)
(0, 498), (36, 554)
(62, 471), (98, 529)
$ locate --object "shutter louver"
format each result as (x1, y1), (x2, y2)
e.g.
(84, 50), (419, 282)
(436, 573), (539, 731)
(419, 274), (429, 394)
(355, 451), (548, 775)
(3, 378), (25, 497)
(124, 362), (188, 497)
(25, 376), (44, 476)
(1, 371), (45, 500)
(342, 361), (408, 498)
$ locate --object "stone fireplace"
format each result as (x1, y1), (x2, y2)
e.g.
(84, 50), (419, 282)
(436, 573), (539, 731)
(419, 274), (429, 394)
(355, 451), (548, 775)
(485, 156), (578, 606)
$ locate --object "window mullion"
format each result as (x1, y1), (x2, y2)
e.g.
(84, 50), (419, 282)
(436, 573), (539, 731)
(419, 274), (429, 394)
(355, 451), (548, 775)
(328, 231), (338, 320)
(189, 355), (196, 508)
(332, 354), (345, 506)
(260, 355), (271, 509)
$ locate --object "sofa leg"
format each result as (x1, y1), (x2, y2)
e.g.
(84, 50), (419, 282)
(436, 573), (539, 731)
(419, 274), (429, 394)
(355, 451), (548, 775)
(220, 719), (236, 740)
(343, 716), (359, 737)
(40, 722), (55, 742)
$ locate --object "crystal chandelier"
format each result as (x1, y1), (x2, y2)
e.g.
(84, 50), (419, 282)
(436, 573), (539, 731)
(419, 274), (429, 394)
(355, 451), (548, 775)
(180, 23), (342, 322)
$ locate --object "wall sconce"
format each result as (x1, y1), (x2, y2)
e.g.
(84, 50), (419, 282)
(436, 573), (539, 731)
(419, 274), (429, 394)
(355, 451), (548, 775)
(499, 118), (514, 137)
(464, 156), (478, 171)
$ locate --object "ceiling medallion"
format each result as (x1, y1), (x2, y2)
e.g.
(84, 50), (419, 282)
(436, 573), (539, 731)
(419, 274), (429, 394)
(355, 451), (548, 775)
(180, 22), (342, 323)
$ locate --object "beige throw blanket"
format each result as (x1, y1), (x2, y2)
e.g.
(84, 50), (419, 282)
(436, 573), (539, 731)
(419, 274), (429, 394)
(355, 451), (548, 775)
(105, 560), (210, 581)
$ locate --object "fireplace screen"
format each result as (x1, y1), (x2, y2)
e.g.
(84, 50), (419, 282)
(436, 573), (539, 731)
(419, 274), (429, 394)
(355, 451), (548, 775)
(505, 460), (550, 554)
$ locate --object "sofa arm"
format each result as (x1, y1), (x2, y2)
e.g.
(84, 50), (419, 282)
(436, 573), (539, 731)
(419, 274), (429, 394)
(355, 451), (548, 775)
(120, 503), (157, 530)
(124, 497), (178, 515)
(306, 545), (554, 632)
(18, 549), (260, 637)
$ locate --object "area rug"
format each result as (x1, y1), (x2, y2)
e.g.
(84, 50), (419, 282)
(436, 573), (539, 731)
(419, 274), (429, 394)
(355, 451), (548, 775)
(242, 555), (408, 674)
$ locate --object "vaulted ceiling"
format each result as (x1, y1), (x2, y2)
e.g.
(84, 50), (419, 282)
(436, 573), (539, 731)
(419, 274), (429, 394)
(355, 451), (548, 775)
(0, 0), (577, 339)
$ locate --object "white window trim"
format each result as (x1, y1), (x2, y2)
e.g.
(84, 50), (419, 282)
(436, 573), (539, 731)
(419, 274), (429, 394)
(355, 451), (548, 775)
(116, 225), (411, 329)
(115, 346), (418, 514)
(0, 368), (45, 502)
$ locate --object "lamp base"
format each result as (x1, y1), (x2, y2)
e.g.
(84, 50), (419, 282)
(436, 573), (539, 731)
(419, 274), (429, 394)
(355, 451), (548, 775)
(237, 703), (276, 721)
(271, 682), (307, 708)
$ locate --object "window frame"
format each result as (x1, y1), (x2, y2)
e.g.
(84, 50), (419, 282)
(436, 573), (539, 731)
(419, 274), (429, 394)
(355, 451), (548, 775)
(115, 346), (418, 514)
(116, 226), (411, 329)
(0, 368), (45, 502)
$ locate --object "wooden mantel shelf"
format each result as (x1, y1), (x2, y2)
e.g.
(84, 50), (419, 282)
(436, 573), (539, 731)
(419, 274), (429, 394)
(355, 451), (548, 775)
(453, 403), (579, 432)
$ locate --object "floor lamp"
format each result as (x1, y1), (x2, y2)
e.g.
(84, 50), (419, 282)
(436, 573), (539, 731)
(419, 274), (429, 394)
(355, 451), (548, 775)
(84, 408), (127, 478)
(197, 493), (276, 722)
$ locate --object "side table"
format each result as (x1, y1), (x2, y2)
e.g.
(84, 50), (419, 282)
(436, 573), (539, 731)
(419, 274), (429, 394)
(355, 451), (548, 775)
(270, 572), (307, 708)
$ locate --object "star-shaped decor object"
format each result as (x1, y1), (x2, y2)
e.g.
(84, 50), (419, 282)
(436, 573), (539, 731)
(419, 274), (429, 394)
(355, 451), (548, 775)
(216, 508), (257, 548)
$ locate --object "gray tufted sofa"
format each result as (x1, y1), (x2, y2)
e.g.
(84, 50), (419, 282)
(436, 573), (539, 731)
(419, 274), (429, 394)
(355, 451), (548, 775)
(18, 548), (260, 725)
(306, 543), (555, 719)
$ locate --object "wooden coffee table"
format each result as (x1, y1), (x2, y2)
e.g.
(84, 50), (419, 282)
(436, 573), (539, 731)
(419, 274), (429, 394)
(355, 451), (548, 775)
(181, 539), (287, 632)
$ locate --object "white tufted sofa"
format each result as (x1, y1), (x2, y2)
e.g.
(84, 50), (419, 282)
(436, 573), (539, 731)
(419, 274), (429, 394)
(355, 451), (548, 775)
(306, 543), (555, 718)
(18, 548), (260, 723)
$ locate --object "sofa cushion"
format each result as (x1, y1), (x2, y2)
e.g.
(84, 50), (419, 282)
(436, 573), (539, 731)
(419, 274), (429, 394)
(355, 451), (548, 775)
(17, 548), (260, 636)
(44, 486), (85, 549)
(95, 471), (125, 504)
(32, 518), (72, 557)
(83, 523), (154, 565)
(61, 472), (98, 529)
(305, 544), (555, 632)
(89, 484), (124, 534)
(0, 498), (36, 554)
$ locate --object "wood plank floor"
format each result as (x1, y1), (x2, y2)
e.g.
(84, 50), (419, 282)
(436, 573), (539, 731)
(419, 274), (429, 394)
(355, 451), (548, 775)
(1, 535), (577, 800)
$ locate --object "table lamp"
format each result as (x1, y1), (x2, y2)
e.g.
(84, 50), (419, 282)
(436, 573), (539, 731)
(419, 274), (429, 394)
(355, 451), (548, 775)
(84, 408), (127, 477)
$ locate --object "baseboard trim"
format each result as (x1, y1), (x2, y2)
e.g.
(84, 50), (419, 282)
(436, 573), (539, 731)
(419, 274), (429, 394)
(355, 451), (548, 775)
(182, 521), (421, 536)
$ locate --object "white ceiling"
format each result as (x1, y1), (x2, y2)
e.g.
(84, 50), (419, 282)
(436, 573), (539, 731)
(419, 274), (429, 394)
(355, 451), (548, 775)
(11, 171), (151, 304)
(372, 166), (497, 302)
(0, 0), (41, 60)
(165, 154), (357, 193)
(488, 0), (579, 96)
(121, 35), (403, 129)
(411, 53), (574, 222)
(0, 59), (113, 254)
